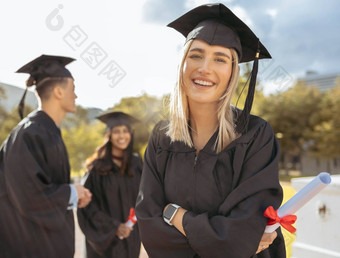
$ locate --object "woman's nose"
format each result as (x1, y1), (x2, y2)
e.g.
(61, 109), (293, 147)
(197, 59), (212, 74)
(117, 132), (127, 137)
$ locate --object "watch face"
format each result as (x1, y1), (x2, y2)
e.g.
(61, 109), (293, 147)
(164, 205), (177, 220)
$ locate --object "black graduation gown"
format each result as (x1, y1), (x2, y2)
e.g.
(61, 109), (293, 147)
(135, 115), (286, 258)
(77, 154), (142, 258)
(0, 110), (74, 258)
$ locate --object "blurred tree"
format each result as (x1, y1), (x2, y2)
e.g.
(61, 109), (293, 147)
(62, 105), (90, 129)
(62, 121), (104, 178)
(0, 86), (7, 123)
(258, 83), (323, 173)
(308, 84), (340, 171)
(0, 86), (6, 101)
(0, 86), (5, 98)
(61, 105), (102, 177)
(0, 105), (34, 145)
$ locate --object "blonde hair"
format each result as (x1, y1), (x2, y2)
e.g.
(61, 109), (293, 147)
(166, 40), (240, 153)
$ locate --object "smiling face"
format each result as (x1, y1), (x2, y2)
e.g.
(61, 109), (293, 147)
(110, 125), (131, 152)
(182, 39), (233, 104)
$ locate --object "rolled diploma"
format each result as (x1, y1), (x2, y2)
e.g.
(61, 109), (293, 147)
(265, 172), (331, 233)
(119, 209), (137, 239)
(125, 215), (137, 228)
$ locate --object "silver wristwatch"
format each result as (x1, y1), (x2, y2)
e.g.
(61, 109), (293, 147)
(163, 204), (180, 226)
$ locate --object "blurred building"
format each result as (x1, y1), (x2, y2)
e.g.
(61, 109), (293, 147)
(297, 71), (340, 92)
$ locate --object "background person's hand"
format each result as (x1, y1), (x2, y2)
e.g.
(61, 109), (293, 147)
(255, 231), (277, 254)
(116, 223), (133, 239)
(74, 184), (92, 208)
(78, 188), (92, 208)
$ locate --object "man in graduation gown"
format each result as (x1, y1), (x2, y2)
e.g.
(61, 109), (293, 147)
(0, 55), (92, 258)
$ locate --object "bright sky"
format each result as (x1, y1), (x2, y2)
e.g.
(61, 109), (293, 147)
(1, 0), (339, 110)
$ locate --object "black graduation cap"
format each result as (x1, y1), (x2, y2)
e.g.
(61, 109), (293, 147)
(15, 54), (75, 119)
(97, 111), (139, 129)
(167, 3), (271, 133)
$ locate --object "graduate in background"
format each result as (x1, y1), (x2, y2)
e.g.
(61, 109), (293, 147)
(0, 55), (92, 258)
(135, 3), (286, 258)
(77, 111), (142, 258)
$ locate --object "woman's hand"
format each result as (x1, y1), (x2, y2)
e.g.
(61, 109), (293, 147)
(255, 231), (277, 254)
(116, 223), (133, 239)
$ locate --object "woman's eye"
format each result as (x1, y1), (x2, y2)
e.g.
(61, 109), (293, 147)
(215, 58), (227, 63)
(189, 54), (202, 59)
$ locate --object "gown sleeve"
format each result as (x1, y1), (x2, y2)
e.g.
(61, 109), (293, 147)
(182, 122), (285, 258)
(77, 171), (121, 254)
(135, 123), (195, 257)
(3, 129), (71, 230)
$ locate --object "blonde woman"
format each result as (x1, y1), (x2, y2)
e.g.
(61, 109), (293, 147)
(136, 3), (285, 258)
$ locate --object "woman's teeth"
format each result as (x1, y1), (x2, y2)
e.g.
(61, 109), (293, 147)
(194, 79), (214, 86)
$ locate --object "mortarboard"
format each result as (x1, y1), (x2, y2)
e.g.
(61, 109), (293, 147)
(16, 54), (75, 119)
(97, 111), (139, 130)
(167, 3), (271, 133)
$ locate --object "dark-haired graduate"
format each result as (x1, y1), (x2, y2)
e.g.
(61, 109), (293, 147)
(77, 111), (143, 258)
(135, 3), (286, 258)
(0, 55), (92, 258)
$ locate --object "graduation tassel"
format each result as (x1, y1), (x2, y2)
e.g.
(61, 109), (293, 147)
(18, 88), (28, 120)
(18, 75), (36, 120)
(236, 48), (260, 134)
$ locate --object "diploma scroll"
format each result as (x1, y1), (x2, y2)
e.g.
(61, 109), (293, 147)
(265, 172), (332, 233)
(125, 207), (137, 228)
(119, 208), (137, 239)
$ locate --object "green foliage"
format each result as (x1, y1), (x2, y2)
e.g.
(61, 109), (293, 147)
(0, 86), (7, 123)
(258, 83), (323, 156)
(0, 86), (5, 99)
(61, 105), (103, 177)
(62, 105), (91, 129)
(0, 105), (34, 145)
(308, 84), (340, 159)
(62, 121), (104, 177)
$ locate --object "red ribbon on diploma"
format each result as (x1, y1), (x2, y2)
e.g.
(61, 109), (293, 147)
(126, 208), (137, 224)
(264, 206), (297, 233)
